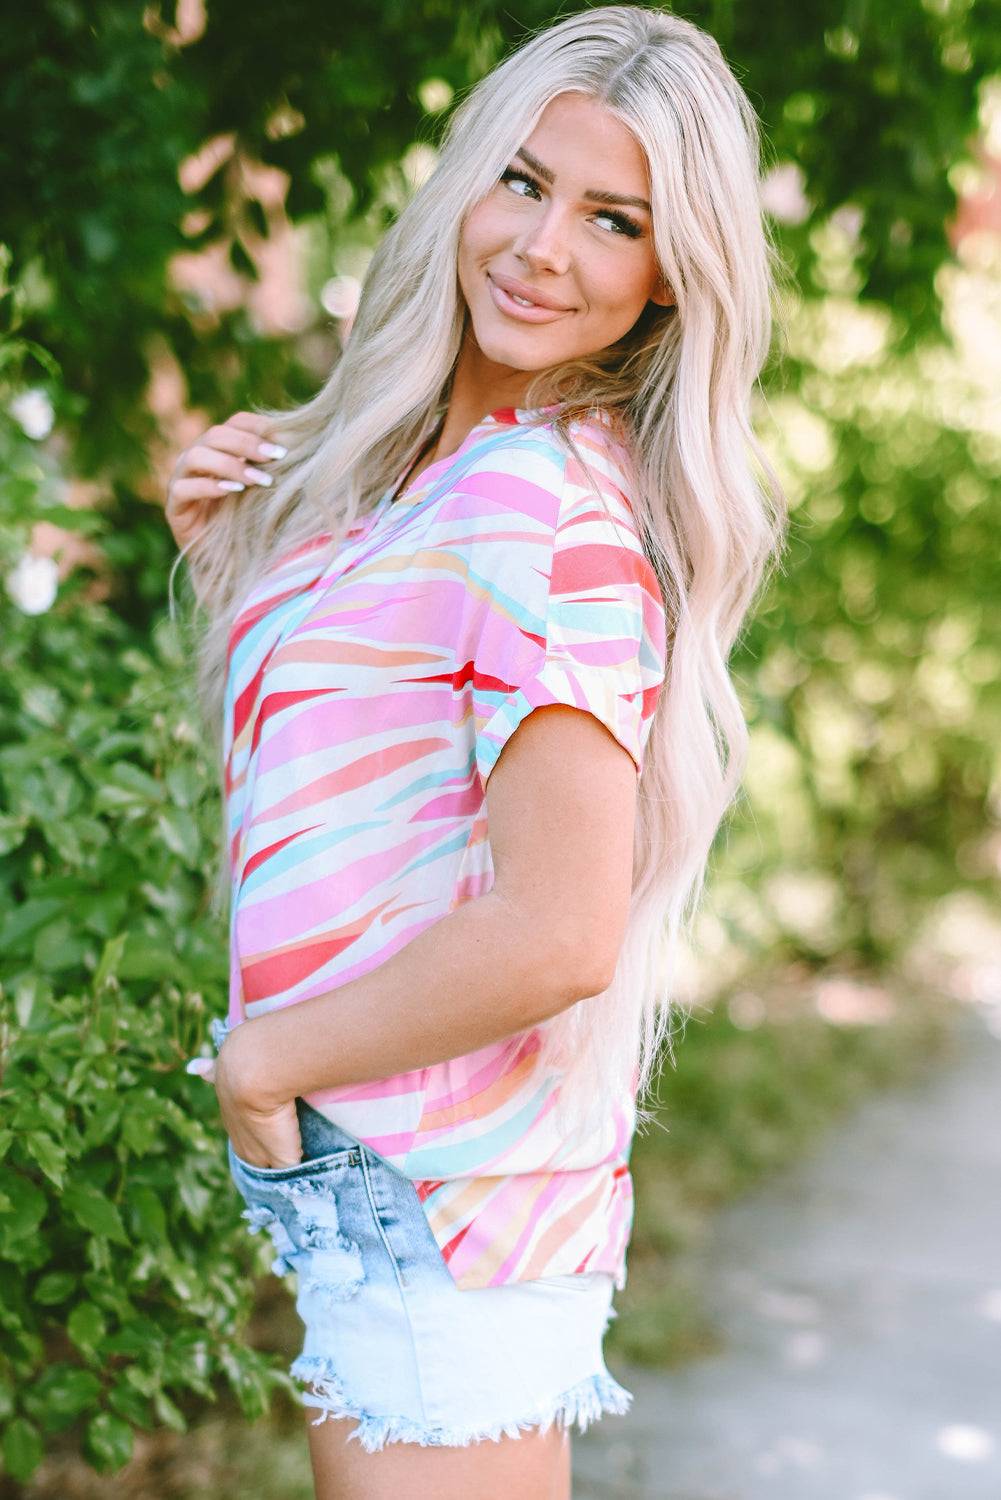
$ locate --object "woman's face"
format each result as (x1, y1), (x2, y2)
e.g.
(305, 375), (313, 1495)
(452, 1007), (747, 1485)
(457, 91), (673, 380)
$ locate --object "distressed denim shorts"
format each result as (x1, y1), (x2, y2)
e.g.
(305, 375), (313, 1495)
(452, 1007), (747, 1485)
(225, 1093), (635, 1452)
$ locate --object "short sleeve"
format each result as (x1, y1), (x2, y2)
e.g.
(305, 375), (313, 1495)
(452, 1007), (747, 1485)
(470, 429), (668, 794)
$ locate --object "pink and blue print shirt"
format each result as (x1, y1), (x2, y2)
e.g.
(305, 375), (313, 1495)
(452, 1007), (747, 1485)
(215, 404), (667, 1290)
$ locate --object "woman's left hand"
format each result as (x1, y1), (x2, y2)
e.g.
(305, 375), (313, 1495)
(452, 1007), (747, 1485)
(190, 1023), (303, 1170)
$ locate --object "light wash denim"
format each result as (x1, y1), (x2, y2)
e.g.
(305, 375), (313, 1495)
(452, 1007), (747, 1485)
(211, 1018), (634, 1452)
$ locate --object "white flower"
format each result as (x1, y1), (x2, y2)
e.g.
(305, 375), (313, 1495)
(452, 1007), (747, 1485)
(9, 388), (55, 440)
(831, 202), (865, 242)
(760, 161), (811, 226)
(418, 78), (453, 114)
(320, 274), (361, 321)
(6, 552), (60, 614)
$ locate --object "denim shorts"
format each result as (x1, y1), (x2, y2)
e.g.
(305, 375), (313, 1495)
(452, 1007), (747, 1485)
(225, 1093), (634, 1452)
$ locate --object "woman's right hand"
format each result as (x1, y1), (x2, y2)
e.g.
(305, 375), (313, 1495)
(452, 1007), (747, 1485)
(165, 411), (289, 552)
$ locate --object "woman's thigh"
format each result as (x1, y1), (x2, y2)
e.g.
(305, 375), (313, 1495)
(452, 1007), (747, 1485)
(304, 1409), (572, 1500)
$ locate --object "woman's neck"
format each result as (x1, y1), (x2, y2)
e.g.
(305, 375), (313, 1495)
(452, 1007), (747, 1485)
(431, 333), (536, 471)
(390, 422), (445, 503)
(392, 334), (552, 502)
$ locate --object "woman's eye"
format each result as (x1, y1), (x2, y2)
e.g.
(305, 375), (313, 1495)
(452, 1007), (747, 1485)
(497, 167), (643, 239)
(593, 210), (643, 239)
(499, 168), (540, 198)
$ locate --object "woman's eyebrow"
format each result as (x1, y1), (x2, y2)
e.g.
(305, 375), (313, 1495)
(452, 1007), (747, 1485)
(513, 146), (652, 213)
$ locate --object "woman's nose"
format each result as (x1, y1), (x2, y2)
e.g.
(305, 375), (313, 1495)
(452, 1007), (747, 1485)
(513, 206), (572, 275)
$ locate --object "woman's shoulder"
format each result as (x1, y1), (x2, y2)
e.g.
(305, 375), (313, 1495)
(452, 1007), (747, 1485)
(444, 418), (567, 532)
(559, 410), (644, 538)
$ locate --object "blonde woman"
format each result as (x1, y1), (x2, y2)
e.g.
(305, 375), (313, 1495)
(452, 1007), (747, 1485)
(166, 6), (786, 1496)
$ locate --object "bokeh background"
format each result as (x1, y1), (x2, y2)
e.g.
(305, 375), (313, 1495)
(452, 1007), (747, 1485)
(0, 1), (999, 1494)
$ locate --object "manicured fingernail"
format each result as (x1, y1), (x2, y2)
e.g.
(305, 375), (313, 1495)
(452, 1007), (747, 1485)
(218, 480), (246, 492)
(244, 466), (273, 486)
(257, 441), (287, 459)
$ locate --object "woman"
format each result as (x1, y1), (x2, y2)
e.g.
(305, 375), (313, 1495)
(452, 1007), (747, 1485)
(165, 6), (786, 1496)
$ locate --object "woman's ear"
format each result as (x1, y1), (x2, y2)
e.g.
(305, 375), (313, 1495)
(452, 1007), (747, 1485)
(650, 275), (675, 309)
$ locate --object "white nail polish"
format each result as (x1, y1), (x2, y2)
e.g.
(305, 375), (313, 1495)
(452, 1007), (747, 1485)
(258, 441), (288, 459)
(218, 480), (246, 492)
(244, 466), (274, 486)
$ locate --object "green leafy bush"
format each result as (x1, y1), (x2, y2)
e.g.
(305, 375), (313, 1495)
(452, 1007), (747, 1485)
(0, 384), (288, 1485)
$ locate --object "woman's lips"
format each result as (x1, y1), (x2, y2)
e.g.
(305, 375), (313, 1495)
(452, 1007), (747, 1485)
(486, 272), (573, 324)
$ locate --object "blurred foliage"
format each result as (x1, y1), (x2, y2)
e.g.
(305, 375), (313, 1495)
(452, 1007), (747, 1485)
(0, 338), (294, 1484)
(1, 0), (998, 487)
(730, 277), (1001, 969)
(1, 0), (1000, 1485)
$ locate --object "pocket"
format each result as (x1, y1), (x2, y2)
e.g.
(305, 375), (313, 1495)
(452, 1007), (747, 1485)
(228, 1098), (364, 1182)
(529, 1271), (617, 1296)
(228, 1138), (361, 1183)
(227, 1142), (368, 1301)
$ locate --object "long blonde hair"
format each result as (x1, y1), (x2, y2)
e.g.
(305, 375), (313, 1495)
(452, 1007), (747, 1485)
(171, 4), (789, 1147)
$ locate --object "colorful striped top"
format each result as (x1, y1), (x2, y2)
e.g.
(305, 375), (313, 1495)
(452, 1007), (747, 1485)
(213, 403), (667, 1290)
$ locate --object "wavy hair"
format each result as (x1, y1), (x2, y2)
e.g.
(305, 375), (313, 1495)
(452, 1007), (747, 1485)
(171, 4), (789, 1147)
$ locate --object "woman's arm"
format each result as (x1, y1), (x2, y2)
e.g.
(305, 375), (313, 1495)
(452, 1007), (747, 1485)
(216, 701), (638, 1116)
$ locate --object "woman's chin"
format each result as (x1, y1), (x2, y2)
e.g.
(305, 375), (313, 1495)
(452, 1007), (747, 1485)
(469, 326), (566, 373)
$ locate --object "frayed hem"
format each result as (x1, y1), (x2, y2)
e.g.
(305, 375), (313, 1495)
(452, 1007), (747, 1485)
(289, 1355), (633, 1453)
(300, 1267), (366, 1309)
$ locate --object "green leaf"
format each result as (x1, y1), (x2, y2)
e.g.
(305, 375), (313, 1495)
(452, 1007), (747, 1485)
(26, 1365), (101, 1431)
(219, 1346), (271, 1420)
(23, 1131), (66, 1189)
(84, 1410), (133, 1473)
(165, 761), (202, 808)
(33, 503), (106, 535)
(164, 1257), (200, 1303)
(122, 1363), (159, 1396)
(165, 1331), (214, 1397)
(18, 683), (63, 726)
(102, 760), (165, 802)
(78, 1093), (122, 1146)
(155, 807), (201, 865)
(128, 1184), (167, 1243)
(153, 1388), (187, 1432)
(34, 1271), (78, 1305)
(108, 1379), (152, 1430)
(42, 818), (86, 865)
(105, 1316), (165, 1360)
(63, 1182), (129, 1245)
(91, 730), (146, 760)
(0, 1167), (47, 1241)
(117, 935), (182, 981)
(80, 1271), (135, 1324)
(68, 1300), (107, 1356)
(13, 975), (53, 1031)
(93, 931), (127, 990)
(0, 814), (28, 855)
(33, 918), (92, 974)
(120, 1100), (159, 1156)
(177, 1173), (212, 1226)
(31, 1094), (68, 1133)
(6, 763), (81, 821)
(0, 897), (63, 953)
(2, 1415), (42, 1482)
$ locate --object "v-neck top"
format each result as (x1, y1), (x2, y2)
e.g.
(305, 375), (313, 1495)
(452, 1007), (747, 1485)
(211, 403), (667, 1290)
